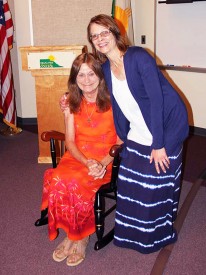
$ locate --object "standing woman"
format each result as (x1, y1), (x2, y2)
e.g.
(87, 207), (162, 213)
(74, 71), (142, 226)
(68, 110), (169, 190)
(87, 14), (189, 254)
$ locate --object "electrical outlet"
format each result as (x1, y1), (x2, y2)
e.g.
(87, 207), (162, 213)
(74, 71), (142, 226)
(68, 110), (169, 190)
(141, 35), (146, 44)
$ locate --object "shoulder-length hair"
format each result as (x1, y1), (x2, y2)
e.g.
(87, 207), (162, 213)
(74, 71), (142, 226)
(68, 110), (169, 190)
(67, 53), (111, 113)
(87, 14), (128, 63)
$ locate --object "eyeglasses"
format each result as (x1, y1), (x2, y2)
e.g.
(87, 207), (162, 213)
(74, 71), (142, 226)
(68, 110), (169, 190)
(90, 30), (111, 41)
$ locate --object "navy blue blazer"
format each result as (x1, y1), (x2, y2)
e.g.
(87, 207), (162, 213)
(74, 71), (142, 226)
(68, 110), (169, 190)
(102, 47), (189, 154)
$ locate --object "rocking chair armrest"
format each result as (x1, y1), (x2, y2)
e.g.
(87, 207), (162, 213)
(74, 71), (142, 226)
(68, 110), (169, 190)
(109, 144), (123, 158)
(41, 130), (65, 142)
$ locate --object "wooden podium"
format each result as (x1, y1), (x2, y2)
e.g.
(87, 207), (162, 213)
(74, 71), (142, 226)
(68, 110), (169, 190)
(20, 45), (86, 163)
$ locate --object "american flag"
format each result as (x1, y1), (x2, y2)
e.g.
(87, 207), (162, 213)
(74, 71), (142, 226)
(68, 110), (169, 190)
(0, 0), (17, 129)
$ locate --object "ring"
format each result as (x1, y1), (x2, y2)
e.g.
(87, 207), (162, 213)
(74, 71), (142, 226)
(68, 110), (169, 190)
(155, 162), (158, 164)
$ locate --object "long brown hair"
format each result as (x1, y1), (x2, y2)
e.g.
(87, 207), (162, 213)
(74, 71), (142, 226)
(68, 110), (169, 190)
(67, 53), (111, 113)
(87, 14), (128, 63)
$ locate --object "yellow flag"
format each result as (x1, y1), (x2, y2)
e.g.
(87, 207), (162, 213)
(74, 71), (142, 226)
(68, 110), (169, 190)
(112, 0), (134, 45)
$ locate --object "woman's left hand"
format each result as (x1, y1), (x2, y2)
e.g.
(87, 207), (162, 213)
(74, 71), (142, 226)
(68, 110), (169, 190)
(93, 166), (107, 180)
(87, 159), (107, 179)
(150, 148), (170, 174)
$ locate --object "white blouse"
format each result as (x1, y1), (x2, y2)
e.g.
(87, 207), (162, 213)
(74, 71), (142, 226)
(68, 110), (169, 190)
(111, 72), (152, 146)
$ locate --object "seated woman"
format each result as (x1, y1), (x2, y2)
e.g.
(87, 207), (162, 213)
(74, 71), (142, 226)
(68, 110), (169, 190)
(41, 53), (120, 266)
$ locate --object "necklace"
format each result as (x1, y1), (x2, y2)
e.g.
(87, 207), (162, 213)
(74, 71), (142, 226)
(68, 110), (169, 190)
(84, 101), (96, 124)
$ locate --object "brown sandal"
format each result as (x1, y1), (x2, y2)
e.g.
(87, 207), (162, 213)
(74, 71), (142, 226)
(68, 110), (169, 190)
(66, 237), (89, 266)
(52, 237), (74, 262)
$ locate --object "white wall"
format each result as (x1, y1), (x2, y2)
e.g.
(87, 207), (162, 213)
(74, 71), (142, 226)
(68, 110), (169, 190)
(9, 0), (36, 118)
(132, 0), (155, 54)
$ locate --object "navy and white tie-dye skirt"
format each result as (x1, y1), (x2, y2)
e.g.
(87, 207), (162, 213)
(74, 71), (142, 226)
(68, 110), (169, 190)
(114, 140), (183, 254)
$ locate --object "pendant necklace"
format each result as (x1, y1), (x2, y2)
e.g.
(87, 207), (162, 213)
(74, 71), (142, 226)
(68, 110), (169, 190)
(85, 102), (96, 124)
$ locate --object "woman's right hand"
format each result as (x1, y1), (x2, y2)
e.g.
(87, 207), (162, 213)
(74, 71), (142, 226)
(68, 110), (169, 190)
(59, 93), (69, 112)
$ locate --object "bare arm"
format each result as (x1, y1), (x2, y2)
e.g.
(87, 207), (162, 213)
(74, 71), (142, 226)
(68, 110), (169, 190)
(64, 108), (88, 166)
(100, 136), (123, 166)
(89, 136), (123, 179)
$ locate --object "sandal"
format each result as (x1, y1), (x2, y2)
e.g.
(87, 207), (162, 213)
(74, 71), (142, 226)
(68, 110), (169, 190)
(66, 237), (89, 266)
(52, 237), (74, 262)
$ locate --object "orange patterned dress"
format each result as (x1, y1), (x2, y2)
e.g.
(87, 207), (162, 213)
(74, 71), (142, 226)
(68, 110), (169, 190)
(41, 100), (117, 241)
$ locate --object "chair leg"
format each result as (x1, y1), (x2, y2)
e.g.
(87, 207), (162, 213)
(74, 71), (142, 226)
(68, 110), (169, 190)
(94, 192), (115, 250)
(94, 192), (105, 241)
(34, 208), (48, 226)
(94, 228), (115, 250)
